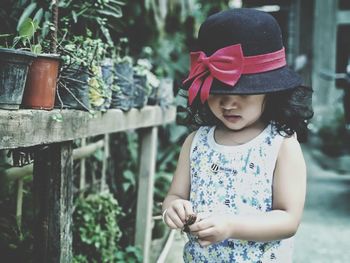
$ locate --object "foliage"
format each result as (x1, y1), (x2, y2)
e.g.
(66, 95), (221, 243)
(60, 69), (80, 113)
(60, 34), (108, 68)
(72, 192), (140, 263)
(13, 17), (42, 53)
(0, 1), (61, 53)
(0, 3), (42, 52)
(58, 0), (125, 45)
(107, 132), (139, 247)
(115, 245), (143, 263)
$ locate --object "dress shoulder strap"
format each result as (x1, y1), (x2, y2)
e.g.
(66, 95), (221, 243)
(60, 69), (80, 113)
(189, 126), (212, 159)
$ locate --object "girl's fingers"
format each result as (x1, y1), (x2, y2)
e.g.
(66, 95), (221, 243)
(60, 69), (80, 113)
(194, 227), (214, 239)
(189, 218), (213, 232)
(183, 201), (194, 217)
(167, 209), (184, 228)
(164, 216), (178, 229)
(173, 204), (186, 222)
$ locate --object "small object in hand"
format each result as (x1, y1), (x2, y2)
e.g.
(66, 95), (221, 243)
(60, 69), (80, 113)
(182, 214), (197, 233)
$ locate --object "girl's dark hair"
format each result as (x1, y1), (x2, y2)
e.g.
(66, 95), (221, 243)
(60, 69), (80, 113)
(261, 86), (314, 142)
(180, 86), (314, 142)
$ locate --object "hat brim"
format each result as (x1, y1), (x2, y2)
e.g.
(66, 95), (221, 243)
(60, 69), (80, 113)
(182, 66), (302, 96)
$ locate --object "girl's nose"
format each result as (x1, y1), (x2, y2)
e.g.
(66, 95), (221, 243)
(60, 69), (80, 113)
(219, 95), (239, 110)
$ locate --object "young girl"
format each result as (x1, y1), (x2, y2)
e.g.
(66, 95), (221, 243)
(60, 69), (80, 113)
(162, 8), (313, 263)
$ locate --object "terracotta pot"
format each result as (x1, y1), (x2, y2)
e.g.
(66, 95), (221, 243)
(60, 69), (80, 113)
(22, 54), (60, 110)
(0, 48), (36, 110)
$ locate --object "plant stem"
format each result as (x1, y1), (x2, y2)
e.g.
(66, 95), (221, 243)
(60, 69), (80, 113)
(50, 0), (58, 53)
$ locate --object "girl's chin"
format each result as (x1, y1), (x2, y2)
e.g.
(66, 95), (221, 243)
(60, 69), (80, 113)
(220, 122), (246, 132)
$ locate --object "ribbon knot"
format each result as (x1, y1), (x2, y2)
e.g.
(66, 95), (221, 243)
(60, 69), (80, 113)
(183, 44), (286, 105)
(199, 57), (210, 67)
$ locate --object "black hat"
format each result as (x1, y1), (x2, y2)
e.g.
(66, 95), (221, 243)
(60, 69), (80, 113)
(183, 8), (302, 104)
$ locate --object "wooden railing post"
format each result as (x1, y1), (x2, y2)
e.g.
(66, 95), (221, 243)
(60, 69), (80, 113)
(135, 127), (158, 263)
(79, 138), (86, 195)
(33, 141), (73, 263)
(101, 134), (109, 192)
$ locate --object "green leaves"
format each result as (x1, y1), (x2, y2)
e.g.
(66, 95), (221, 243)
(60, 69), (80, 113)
(73, 192), (126, 263)
(12, 17), (42, 53)
(13, 4), (43, 54)
(18, 18), (39, 39)
(122, 170), (136, 192)
(114, 245), (143, 263)
(59, 0), (125, 46)
(17, 3), (37, 31)
(97, 8), (122, 19)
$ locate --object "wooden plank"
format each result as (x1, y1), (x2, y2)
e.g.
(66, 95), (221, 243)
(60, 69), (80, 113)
(33, 142), (73, 263)
(0, 106), (176, 149)
(100, 134), (109, 192)
(135, 127), (158, 263)
(337, 10), (350, 24)
(79, 138), (86, 194)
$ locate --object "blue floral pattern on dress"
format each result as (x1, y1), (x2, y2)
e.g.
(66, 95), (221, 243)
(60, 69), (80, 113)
(184, 123), (294, 263)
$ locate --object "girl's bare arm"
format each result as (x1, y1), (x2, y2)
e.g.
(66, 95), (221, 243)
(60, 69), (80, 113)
(162, 132), (196, 229)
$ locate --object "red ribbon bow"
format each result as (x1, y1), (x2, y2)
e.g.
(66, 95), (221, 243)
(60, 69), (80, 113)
(183, 44), (286, 105)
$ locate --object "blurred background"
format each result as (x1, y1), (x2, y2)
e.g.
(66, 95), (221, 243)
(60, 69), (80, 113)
(0, 0), (350, 262)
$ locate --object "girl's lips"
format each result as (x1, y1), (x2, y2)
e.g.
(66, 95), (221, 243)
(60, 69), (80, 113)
(223, 115), (241, 123)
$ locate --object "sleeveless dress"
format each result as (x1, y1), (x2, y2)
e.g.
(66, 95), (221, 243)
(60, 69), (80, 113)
(183, 123), (294, 263)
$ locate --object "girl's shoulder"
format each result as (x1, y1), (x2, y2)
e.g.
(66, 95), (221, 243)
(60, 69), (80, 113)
(183, 130), (197, 148)
(279, 135), (302, 156)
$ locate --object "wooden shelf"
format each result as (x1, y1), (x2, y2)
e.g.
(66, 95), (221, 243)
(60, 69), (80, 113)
(0, 105), (176, 149)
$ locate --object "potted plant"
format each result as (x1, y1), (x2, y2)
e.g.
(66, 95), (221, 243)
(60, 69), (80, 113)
(0, 15), (38, 109)
(100, 57), (114, 110)
(56, 35), (108, 111)
(133, 58), (160, 108)
(158, 78), (174, 107)
(110, 55), (134, 111)
(19, 3), (61, 110)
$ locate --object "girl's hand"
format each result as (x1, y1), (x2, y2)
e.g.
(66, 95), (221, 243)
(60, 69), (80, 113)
(163, 199), (194, 229)
(189, 213), (234, 247)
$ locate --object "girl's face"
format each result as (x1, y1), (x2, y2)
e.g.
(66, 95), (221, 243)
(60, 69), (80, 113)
(207, 94), (266, 131)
